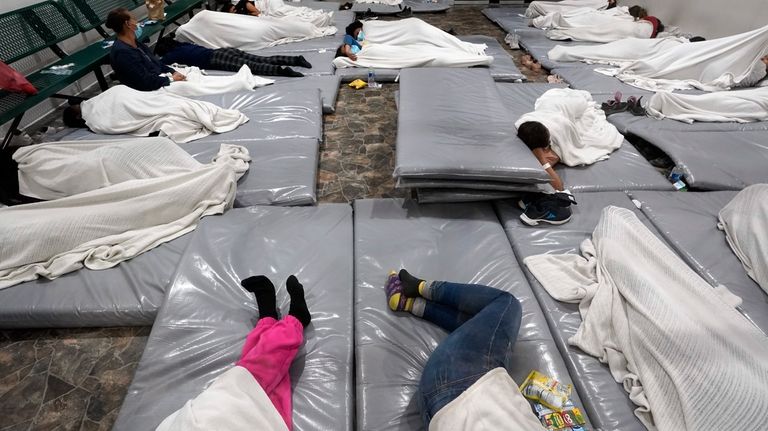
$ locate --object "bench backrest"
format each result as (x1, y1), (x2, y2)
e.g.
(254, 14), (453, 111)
(0, 1), (80, 64)
(57, 0), (141, 33)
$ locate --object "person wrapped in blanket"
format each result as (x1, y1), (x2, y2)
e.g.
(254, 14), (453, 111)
(222, 0), (261, 15)
(628, 5), (664, 38)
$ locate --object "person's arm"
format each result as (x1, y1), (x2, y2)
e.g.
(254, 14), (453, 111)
(112, 49), (171, 91)
(532, 148), (565, 191)
(342, 44), (358, 61)
(246, 2), (261, 15)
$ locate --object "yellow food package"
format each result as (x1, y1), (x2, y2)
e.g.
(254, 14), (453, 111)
(348, 79), (367, 89)
(519, 370), (572, 411)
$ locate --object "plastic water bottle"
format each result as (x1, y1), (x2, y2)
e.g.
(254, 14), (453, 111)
(668, 167), (688, 191)
(367, 68), (377, 88)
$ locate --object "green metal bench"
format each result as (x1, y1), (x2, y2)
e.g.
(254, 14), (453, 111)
(0, 1), (111, 148)
(56, 0), (141, 38)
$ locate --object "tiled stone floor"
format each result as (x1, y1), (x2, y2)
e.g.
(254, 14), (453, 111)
(0, 6), (553, 429)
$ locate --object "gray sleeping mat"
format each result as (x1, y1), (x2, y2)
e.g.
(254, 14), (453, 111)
(350, 0), (453, 14)
(395, 68), (549, 183)
(415, 187), (522, 203)
(630, 191), (768, 334)
(354, 198), (590, 431)
(608, 105), (768, 135)
(495, 192), (650, 431)
(497, 83), (674, 192)
(552, 66), (655, 98)
(516, 29), (600, 70)
(628, 128), (768, 190)
(113, 205), (354, 431)
(0, 234), (190, 328)
(481, 7), (530, 33)
(335, 35), (525, 82)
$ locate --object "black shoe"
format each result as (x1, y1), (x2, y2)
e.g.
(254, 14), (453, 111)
(627, 96), (646, 116)
(397, 6), (412, 17)
(520, 193), (577, 226)
(341, 2), (353, 9)
(362, 8), (375, 19)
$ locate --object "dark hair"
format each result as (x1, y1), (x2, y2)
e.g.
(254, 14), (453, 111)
(656, 19), (664, 33)
(628, 5), (647, 19)
(155, 34), (179, 56)
(105, 8), (131, 33)
(220, 2), (235, 12)
(606, 0), (617, 9)
(335, 45), (345, 58)
(346, 20), (363, 37)
(517, 121), (550, 150)
(689, 36), (706, 42)
(63, 105), (87, 128)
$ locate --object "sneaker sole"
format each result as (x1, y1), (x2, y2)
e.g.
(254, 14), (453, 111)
(520, 213), (571, 226)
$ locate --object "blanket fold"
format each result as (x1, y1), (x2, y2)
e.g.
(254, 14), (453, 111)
(165, 65), (274, 97)
(525, 0), (608, 18)
(255, 0), (333, 27)
(524, 206), (768, 430)
(646, 87), (768, 123)
(548, 37), (688, 66)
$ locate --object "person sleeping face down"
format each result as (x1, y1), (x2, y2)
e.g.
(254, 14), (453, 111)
(517, 121), (565, 192)
(337, 20), (365, 61)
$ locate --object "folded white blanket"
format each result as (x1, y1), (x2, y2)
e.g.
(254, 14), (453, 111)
(0, 143), (249, 289)
(14, 137), (250, 200)
(254, 0), (333, 27)
(606, 24), (768, 91)
(176, 10), (337, 52)
(332, 18), (493, 69)
(545, 11), (653, 43)
(525, 0), (608, 18)
(646, 87), (768, 123)
(514, 88), (623, 166)
(525, 206), (768, 430)
(718, 184), (768, 296)
(81, 85), (249, 143)
(164, 65), (274, 97)
(549, 37), (687, 66)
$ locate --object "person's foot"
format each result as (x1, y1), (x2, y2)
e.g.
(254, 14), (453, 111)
(241, 275), (279, 319)
(296, 55), (312, 69)
(520, 193), (577, 226)
(341, 1), (353, 9)
(286, 275), (312, 328)
(547, 74), (563, 84)
(398, 269), (424, 297)
(384, 271), (414, 312)
(279, 67), (304, 77)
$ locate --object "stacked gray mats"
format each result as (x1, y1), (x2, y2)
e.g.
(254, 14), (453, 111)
(113, 205), (354, 431)
(630, 191), (768, 334)
(494, 192), (651, 431)
(609, 109), (768, 135)
(354, 198), (591, 430)
(497, 83), (675, 193)
(350, 0), (453, 15)
(334, 35), (525, 82)
(395, 68), (549, 200)
(0, 234), (190, 328)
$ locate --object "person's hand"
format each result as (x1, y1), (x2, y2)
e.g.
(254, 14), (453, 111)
(348, 53), (358, 61)
(172, 71), (186, 81)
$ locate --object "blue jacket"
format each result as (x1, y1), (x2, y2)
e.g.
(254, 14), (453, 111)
(110, 39), (174, 91)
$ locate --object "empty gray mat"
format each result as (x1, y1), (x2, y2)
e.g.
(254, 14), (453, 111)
(494, 192), (650, 431)
(113, 204), (354, 431)
(552, 67), (655, 98)
(517, 29), (600, 70)
(482, 7), (530, 33)
(335, 35), (525, 82)
(496, 83), (674, 192)
(184, 138), (319, 206)
(0, 233), (191, 328)
(630, 191), (768, 334)
(395, 68), (548, 183)
(354, 198), (590, 431)
(350, 0), (453, 14)
(628, 128), (768, 190)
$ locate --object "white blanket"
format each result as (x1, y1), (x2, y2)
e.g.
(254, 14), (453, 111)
(718, 184), (768, 296)
(604, 24), (768, 91)
(81, 85), (249, 143)
(253, 0), (333, 27)
(646, 87), (768, 123)
(176, 10), (336, 52)
(545, 11), (653, 43)
(0, 143), (249, 289)
(164, 65), (274, 97)
(525, 0), (607, 18)
(531, 5), (627, 29)
(514, 88), (623, 166)
(355, 0), (403, 5)
(524, 206), (768, 430)
(549, 37), (688, 66)
(332, 19), (493, 69)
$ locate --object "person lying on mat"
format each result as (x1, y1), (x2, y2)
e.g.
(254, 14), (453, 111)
(222, 0), (261, 15)
(107, 8), (186, 92)
(222, 0), (333, 27)
(525, 0), (618, 19)
(383, 269), (552, 431)
(156, 275), (311, 431)
(155, 35), (311, 77)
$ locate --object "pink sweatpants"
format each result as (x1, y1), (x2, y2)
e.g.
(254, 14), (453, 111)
(236, 316), (304, 430)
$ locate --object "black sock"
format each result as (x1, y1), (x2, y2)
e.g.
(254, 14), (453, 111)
(241, 275), (278, 320)
(286, 275), (311, 328)
(295, 55), (312, 69)
(280, 67), (304, 77)
(399, 269), (424, 297)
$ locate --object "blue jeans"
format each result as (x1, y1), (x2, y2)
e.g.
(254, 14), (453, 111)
(418, 281), (522, 428)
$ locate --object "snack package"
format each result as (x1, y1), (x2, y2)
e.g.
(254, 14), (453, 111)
(519, 370), (573, 411)
(534, 401), (588, 431)
(348, 79), (367, 89)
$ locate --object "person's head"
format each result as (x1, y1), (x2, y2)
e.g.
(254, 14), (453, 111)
(63, 105), (87, 128)
(762, 55), (768, 65)
(155, 34), (179, 57)
(606, 0), (617, 9)
(628, 5), (647, 19)
(346, 20), (364, 39)
(105, 8), (137, 36)
(517, 121), (550, 151)
(689, 36), (706, 42)
(220, 2), (235, 12)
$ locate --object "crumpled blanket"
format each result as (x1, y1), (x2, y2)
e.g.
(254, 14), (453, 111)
(525, 206), (768, 430)
(164, 64), (274, 97)
(646, 87), (768, 123)
(598, 24), (768, 91)
(176, 10), (336, 52)
(718, 184), (768, 295)
(254, 0), (333, 27)
(545, 9), (653, 43)
(332, 18), (493, 69)
(81, 85), (249, 143)
(549, 37), (688, 66)
(0, 141), (250, 289)
(514, 88), (623, 166)
(525, 0), (608, 19)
